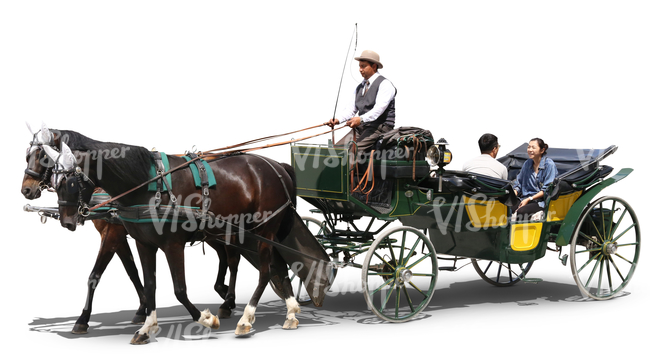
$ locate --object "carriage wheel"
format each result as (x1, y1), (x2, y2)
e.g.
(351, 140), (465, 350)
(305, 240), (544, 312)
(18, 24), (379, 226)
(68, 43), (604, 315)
(362, 226), (438, 322)
(570, 196), (641, 300)
(471, 259), (533, 287)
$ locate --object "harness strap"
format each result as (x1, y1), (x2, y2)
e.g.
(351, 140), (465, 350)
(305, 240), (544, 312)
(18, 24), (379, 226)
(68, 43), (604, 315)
(248, 154), (294, 207)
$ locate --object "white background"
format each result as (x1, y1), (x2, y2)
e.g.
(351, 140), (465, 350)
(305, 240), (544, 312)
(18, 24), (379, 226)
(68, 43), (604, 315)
(2, 1), (648, 362)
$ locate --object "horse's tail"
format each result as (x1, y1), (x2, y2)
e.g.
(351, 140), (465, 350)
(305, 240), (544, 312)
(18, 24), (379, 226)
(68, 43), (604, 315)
(276, 162), (297, 242)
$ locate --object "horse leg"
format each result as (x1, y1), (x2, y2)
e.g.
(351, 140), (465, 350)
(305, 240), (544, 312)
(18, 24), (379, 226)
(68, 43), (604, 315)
(272, 248), (300, 330)
(72, 222), (115, 334)
(131, 242), (159, 345)
(235, 241), (272, 336)
(205, 240), (240, 319)
(213, 243), (229, 299)
(114, 234), (147, 324)
(163, 242), (220, 330)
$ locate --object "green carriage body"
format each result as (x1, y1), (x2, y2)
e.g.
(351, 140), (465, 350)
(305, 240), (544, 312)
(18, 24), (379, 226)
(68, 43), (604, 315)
(290, 141), (638, 318)
(291, 143), (628, 263)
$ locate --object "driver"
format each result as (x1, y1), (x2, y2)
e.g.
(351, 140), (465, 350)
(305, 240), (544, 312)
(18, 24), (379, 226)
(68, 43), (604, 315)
(326, 50), (397, 159)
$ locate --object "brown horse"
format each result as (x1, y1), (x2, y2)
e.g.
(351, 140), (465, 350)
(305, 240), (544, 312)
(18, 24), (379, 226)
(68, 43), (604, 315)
(42, 129), (331, 344)
(22, 126), (240, 335)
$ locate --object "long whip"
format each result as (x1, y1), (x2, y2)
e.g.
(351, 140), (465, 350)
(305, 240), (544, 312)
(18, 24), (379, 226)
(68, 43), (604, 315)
(331, 23), (358, 143)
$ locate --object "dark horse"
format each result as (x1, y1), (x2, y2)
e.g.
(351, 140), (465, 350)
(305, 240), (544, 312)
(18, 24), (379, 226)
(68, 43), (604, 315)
(22, 125), (241, 335)
(42, 129), (331, 344)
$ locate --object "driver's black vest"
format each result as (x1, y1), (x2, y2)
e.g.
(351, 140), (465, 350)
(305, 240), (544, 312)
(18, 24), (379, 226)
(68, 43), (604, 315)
(355, 75), (396, 127)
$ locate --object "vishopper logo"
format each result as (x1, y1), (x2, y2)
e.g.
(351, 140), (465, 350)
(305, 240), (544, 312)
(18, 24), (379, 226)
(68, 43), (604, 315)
(148, 193), (275, 241)
(71, 147), (131, 180)
(291, 144), (414, 177)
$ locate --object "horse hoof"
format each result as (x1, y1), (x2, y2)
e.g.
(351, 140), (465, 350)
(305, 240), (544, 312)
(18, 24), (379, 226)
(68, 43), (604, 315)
(131, 314), (147, 325)
(71, 323), (89, 335)
(199, 309), (220, 330)
(130, 332), (150, 345)
(217, 308), (232, 319)
(235, 324), (252, 336)
(282, 318), (299, 330)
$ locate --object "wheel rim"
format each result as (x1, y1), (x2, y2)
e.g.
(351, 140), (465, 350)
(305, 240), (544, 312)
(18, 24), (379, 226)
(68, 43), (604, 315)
(570, 196), (641, 300)
(362, 227), (437, 322)
(471, 259), (533, 287)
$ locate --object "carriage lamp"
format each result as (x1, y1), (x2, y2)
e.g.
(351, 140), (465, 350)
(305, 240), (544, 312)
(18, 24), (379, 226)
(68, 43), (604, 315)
(426, 138), (453, 169)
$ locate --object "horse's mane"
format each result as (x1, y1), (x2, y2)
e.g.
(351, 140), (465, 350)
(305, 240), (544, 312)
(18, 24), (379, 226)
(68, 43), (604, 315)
(56, 129), (154, 188)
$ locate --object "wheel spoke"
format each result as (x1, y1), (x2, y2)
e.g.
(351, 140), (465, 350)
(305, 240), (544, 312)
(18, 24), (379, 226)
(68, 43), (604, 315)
(609, 208), (628, 240)
(374, 252), (395, 271)
(587, 214), (606, 244)
(575, 247), (603, 254)
(607, 200), (616, 240)
(402, 238), (421, 266)
(399, 231), (407, 265)
(406, 252), (433, 270)
(496, 263), (502, 283)
(608, 255), (626, 282)
(368, 271), (396, 276)
(394, 286), (401, 318)
(606, 258), (613, 293)
(597, 255), (605, 296)
(408, 281), (429, 298)
(579, 231), (602, 246)
(371, 277), (395, 296)
(577, 252), (601, 274)
(612, 223), (637, 244)
(403, 286), (415, 313)
(411, 273), (436, 277)
(585, 255), (603, 288)
(482, 260), (493, 276)
(380, 282), (396, 313)
(616, 242), (639, 248)
(614, 253), (634, 265)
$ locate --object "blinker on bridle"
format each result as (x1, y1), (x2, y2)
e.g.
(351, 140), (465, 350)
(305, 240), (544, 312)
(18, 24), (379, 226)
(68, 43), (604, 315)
(52, 155), (96, 219)
(26, 133), (58, 191)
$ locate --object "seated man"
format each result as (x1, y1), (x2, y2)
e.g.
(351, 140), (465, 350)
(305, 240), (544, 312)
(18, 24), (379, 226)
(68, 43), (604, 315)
(462, 133), (508, 180)
(327, 49), (396, 161)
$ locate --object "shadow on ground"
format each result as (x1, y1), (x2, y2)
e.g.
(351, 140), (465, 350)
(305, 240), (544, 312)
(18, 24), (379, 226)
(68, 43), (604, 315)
(29, 279), (629, 342)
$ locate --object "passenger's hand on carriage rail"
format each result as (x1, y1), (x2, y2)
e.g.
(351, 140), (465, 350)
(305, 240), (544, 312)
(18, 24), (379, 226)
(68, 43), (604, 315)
(346, 117), (362, 129)
(326, 119), (340, 128)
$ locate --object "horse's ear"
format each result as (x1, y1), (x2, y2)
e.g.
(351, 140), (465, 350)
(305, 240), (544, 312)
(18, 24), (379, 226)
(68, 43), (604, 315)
(41, 122), (52, 144)
(26, 121), (35, 135)
(60, 142), (77, 169)
(42, 145), (60, 162)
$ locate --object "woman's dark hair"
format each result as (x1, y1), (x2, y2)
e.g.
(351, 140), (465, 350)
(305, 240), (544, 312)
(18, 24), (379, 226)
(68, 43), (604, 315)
(530, 138), (549, 156)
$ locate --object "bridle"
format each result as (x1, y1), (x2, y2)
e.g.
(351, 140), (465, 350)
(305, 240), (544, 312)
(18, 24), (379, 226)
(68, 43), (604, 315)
(51, 155), (96, 219)
(25, 131), (56, 191)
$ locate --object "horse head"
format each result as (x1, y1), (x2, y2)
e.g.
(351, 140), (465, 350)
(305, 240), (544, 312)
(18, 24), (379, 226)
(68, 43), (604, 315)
(22, 122), (56, 199)
(43, 142), (95, 231)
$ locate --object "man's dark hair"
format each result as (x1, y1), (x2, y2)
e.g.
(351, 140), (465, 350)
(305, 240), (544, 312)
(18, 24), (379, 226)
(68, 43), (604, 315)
(479, 133), (499, 154)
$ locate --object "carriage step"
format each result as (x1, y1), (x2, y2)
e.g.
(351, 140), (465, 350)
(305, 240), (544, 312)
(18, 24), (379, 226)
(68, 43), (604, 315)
(522, 278), (543, 284)
(438, 267), (456, 271)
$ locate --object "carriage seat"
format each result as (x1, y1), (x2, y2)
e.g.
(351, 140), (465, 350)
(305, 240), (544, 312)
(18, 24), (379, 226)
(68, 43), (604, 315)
(428, 170), (518, 207)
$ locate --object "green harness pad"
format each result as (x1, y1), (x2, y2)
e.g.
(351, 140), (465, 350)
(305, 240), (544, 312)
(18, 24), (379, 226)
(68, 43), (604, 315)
(148, 152), (173, 192)
(182, 156), (217, 189)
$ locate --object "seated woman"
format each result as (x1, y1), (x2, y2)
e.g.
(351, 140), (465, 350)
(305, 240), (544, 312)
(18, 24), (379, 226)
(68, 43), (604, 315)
(512, 138), (558, 221)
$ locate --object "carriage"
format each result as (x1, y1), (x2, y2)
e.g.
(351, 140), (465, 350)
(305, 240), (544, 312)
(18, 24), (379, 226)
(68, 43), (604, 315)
(288, 132), (640, 322)
(23, 125), (641, 331)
